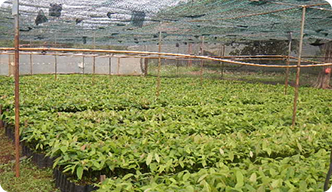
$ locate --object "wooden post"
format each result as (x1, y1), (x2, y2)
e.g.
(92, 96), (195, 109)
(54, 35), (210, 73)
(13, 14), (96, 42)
(292, 6), (306, 127)
(156, 29), (162, 97)
(13, 0), (20, 177)
(200, 36), (205, 85)
(285, 32), (292, 95)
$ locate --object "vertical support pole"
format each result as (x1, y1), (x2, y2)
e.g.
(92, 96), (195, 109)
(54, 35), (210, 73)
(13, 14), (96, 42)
(92, 56), (96, 84)
(156, 29), (162, 97)
(284, 32), (292, 95)
(220, 44), (226, 79)
(176, 45), (180, 75)
(108, 56), (112, 76)
(117, 58), (120, 75)
(93, 31), (96, 49)
(0, 105), (3, 129)
(54, 54), (57, 80)
(200, 36), (204, 85)
(82, 56), (85, 75)
(144, 58), (149, 76)
(292, 6), (306, 127)
(8, 54), (11, 76)
(144, 45), (148, 76)
(93, 56), (96, 74)
(13, 0), (20, 178)
(188, 43), (192, 67)
(54, 33), (57, 48)
(29, 54), (33, 75)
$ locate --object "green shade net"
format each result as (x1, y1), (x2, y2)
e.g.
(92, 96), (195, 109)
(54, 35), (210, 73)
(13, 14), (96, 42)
(0, 0), (331, 46)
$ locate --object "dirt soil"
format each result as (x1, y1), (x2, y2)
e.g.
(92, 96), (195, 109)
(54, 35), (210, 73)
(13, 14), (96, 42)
(0, 127), (16, 168)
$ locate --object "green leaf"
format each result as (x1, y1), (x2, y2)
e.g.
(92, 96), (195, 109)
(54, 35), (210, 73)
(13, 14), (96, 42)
(76, 166), (83, 180)
(229, 151), (234, 162)
(198, 174), (209, 183)
(154, 153), (160, 163)
(183, 173), (191, 181)
(60, 146), (67, 153)
(146, 153), (153, 166)
(249, 173), (257, 183)
(296, 141), (303, 152)
(235, 171), (244, 188)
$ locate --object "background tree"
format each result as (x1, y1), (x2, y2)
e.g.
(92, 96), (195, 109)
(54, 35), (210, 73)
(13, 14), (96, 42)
(229, 40), (298, 64)
(314, 42), (331, 89)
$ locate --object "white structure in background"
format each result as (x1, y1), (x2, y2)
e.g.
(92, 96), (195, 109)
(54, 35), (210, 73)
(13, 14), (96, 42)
(0, 54), (144, 76)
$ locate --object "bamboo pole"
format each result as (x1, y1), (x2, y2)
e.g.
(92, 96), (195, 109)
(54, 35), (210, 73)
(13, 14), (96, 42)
(200, 36), (204, 85)
(13, 0), (20, 178)
(284, 32), (292, 95)
(292, 6), (306, 127)
(156, 29), (162, 97)
(3, 48), (332, 68)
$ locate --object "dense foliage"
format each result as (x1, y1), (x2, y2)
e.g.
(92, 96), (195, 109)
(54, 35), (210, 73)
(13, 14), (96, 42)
(0, 75), (331, 191)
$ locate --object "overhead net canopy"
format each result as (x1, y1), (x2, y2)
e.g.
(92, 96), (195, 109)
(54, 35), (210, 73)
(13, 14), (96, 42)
(0, 0), (331, 46)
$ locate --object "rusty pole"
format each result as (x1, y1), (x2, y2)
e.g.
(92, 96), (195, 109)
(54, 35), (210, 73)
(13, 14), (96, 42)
(13, 0), (20, 178)
(200, 36), (205, 85)
(156, 29), (162, 97)
(284, 32), (292, 95)
(292, 6), (306, 127)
